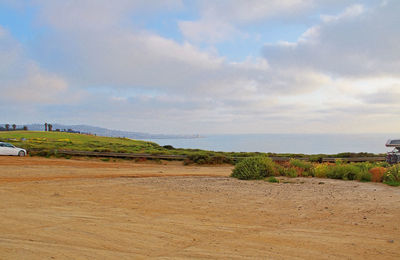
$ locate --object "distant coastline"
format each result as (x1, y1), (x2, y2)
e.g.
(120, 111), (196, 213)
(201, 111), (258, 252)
(1, 123), (200, 140)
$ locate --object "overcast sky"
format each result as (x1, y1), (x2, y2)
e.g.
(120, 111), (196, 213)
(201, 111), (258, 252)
(0, 0), (399, 134)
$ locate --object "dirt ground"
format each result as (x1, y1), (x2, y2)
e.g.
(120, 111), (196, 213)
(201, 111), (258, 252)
(0, 156), (399, 259)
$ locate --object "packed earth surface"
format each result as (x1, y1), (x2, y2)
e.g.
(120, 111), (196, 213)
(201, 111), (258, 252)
(0, 156), (399, 259)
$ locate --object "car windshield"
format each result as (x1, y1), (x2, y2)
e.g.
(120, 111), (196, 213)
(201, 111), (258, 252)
(3, 143), (15, 148)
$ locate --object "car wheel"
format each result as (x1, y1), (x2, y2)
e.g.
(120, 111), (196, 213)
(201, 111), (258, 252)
(18, 151), (26, 157)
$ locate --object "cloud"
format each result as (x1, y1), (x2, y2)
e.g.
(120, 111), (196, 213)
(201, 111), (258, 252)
(0, 26), (69, 104)
(178, 0), (314, 43)
(177, 0), (370, 44)
(30, 3), (326, 101)
(359, 85), (400, 105)
(263, 1), (400, 77)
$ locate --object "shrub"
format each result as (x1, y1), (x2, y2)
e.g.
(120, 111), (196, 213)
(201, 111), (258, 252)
(326, 164), (361, 180)
(357, 171), (372, 182)
(309, 155), (323, 163)
(289, 159), (314, 177)
(376, 161), (390, 168)
(267, 176), (279, 183)
(335, 159), (344, 165)
(385, 182), (400, 187)
(369, 167), (386, 182)
(383, 164), (400, 186)
(279, 167), (298, 178)
(163, 145), (175, 150)
(184, 154), (232, 165)
(186, 154), (210, 165)
(315, 164), (329, 178)
(231, 156), (277, 180)
(354, 162), (375, 172)
(209, 155), (232, 165)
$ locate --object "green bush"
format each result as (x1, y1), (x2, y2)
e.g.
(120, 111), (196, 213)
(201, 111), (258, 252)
(383, 164), (400, 186)
(231, 156), (277, 180)
(163, 145), (175, 150)
(357, 170), (372, 182)
(289, 159), (315, 177)
(326, 164), (361, 180)
(376, 161), (390, 168)
(184, 154), (231, 165)
(354, 162), (374, 172)
(267, 176), (279, 183)
(186, 154), (210, 165)
(309, 155), (323, 163)
(209, 155), (232, 164)
(314, 164), (329, 178)
(278, 166), (298, 178)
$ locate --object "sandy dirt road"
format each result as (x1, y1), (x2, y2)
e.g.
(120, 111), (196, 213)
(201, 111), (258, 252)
(0, 156), (399, 259)
(0, 157), (231, 183)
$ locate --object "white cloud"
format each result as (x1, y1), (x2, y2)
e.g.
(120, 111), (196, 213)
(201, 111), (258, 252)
(263, 1), (400, 77)
(179, 0), (314, 43)
(320, 4), (364, 22)
(0, 26), (70, 104)
(177, 0), (370, 44)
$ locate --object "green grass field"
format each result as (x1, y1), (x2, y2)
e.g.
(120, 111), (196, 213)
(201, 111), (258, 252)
(0, 131), (237, 163)
(0, 131), (159, 153)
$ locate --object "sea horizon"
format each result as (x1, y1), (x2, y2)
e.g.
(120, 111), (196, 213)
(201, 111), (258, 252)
(145, 133), (398, 155)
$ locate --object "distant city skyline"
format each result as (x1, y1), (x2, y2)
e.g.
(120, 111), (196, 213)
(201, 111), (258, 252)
(0, 0), (399, 134)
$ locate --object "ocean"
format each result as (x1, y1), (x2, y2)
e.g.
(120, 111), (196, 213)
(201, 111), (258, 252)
(146, 134), (397, 154)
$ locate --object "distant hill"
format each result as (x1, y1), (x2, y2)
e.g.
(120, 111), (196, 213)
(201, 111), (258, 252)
(0, 123), (199, 140)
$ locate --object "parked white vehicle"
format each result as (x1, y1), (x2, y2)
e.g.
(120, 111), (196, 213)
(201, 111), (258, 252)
(0, 142), (27, 156)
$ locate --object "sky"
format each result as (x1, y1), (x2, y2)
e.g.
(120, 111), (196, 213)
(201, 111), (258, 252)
(0, 0), (399, 134)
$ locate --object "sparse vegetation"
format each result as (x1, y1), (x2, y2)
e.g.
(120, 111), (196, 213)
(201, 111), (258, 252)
(230, 154), (398, 186)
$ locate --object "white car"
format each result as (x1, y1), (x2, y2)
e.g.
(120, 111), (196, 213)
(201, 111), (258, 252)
(0, 142), (27, 156)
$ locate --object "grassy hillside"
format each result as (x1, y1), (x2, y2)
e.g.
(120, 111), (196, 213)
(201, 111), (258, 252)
(0, 131), (236, 163)
(0, 131), (164, 154)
